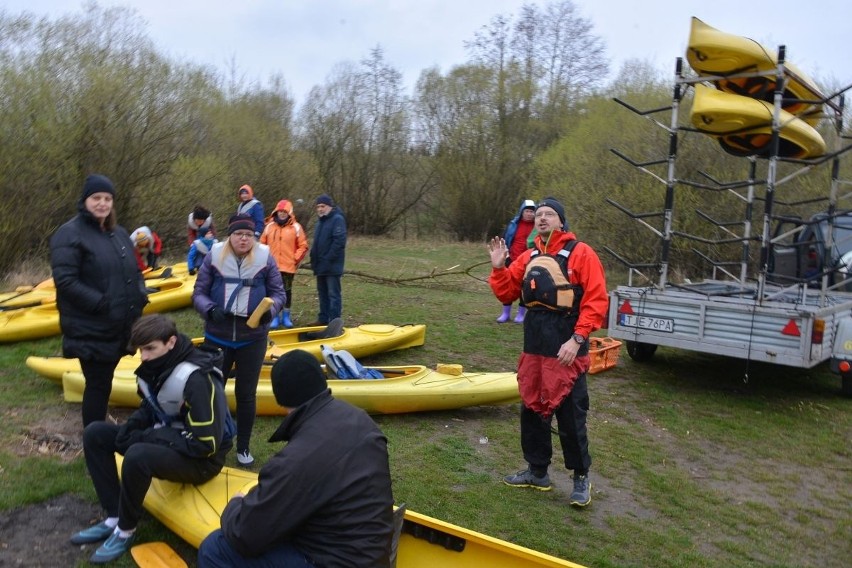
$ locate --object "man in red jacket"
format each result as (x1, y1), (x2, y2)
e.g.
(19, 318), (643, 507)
(488, 196), (607, 507)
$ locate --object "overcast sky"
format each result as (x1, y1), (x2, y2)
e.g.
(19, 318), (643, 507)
(3, 0), (851, 103)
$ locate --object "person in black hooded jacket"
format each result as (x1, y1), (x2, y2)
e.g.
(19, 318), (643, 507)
(198, 349), (394, 568)
(50, 174), (148, 426)
(70, 314), (234, 564)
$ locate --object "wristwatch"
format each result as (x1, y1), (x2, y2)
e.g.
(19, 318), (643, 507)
(572, 333), (586, 345)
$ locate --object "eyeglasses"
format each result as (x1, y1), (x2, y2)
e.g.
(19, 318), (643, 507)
(231, 232), (254, 239)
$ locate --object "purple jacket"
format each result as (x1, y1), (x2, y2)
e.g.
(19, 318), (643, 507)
(192, 241), (286, 343)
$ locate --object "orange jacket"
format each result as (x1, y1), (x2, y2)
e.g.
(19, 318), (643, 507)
(489, 230), (607, 339)
(260, 202), (308, 273)
(490, 230), (607, 417)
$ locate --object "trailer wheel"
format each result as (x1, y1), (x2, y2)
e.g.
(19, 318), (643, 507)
(842, 372), (852, 397)
(626, 341), (657, 362)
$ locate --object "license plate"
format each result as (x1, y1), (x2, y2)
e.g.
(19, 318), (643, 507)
(618, 313), (675, 333)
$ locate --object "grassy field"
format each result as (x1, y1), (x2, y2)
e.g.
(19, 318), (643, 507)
(0, 236), (850, 567)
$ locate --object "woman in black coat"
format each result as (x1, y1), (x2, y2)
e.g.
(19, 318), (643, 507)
(50, 174), (148, 426)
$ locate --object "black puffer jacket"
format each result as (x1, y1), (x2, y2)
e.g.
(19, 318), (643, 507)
(50, 208), (148, 361)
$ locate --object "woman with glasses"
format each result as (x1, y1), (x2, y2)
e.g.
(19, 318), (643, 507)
(192, 214), (287, 467)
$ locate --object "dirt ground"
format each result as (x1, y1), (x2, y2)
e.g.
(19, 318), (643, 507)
(0, 410), (131, 567)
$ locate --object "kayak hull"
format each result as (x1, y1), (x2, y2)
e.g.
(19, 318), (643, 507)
(118, 456), (585, 567)
(0, 274), (197, 343)
(690, 84), (825, 159)
(27, 324), (427, 383)
(62, 363), (519, 415)
(686, 17), (823, 121)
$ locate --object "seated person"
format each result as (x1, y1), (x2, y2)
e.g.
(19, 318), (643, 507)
(129, 226), (162, 270)
(197, 349), (394, 568)
(188, 230), (218, 275)
(188, 205), (215, 245)
(69, 314), (233, 564)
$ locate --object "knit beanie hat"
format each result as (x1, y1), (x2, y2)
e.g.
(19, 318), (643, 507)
(271, 350), (328, 408)
(81, 174), (115, 200)
(228, 214), (255, 235)
(536, 196), (569, 230)
(315, 194), (334, 207)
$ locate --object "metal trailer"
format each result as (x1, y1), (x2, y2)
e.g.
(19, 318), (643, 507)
(607, 280), (852, 370)
(606, 50), (852, 395)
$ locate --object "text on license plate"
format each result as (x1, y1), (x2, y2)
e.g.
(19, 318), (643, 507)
(618, 314), (674, 332)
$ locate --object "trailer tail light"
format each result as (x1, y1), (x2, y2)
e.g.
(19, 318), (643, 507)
(812, 319), (825, 344)
(839, 360), (851, 373)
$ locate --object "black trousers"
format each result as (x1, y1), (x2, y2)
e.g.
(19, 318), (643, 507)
(217, 337), (267, 453)
(520, 373), (591, 474)
(79, 358), (121, 427)
(280, 271), (294, 309)
(83, 422), (223, 530)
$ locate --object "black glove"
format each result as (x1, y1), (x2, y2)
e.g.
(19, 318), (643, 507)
(188, 268), (197, 276)
(208, 307), (227, 323)
(259, 311), (273, 326)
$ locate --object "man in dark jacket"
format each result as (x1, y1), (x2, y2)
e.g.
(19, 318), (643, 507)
(309, 194), (347, 325)
(70, 315), (233, 564)
(198, 349), (394, 568)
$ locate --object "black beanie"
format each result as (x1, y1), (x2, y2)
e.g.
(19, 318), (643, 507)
(81, 174), (115, 200)
(315, 194), (334, 207)
(536, 196), (569, 230)
(271, 350), (328, 408)
(228, 214), (255, 235)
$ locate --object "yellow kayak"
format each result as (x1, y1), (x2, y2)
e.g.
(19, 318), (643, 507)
(690, 84), (826, 159)
(686, 17), (824, 122)
(0, 278), (56, 311)
(0, 264), (189, 313)
(62, 363), (519, 415)
(0, 274), (196, 343)
(119, 456), (586, 567)
(27, 323), (427, 383)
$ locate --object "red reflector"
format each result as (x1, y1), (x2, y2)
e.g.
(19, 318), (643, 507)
(619, 300), (634, 315)
(781, 319), (801, 337)
(839, 361), (851, 373)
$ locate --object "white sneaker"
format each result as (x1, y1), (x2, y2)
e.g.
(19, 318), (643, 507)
(236, 449), (254, 466)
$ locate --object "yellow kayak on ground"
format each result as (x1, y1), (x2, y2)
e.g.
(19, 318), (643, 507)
(0, 264), (189, 313)
(62, 363), (519, 415)
(118, 456), (586, 567)
(686, 17), (824, 123)
(0, 278), (56, 311)
(27, 323), (427, 383)
(0, 274), (196, 343)
(690, 84), (826, 159)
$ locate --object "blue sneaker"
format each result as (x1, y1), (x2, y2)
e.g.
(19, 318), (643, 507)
(70, 521), (114, 544)
(89, 531), (134, 564)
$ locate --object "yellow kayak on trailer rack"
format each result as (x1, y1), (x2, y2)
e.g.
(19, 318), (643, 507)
(62, 363), (519, 415)
(26, 323), (427, 383)
(117, 456), (586, 567)
(686, 16), (824, 122)
(690, 84), (826, 159)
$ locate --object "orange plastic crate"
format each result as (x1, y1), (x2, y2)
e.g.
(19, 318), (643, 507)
(588, 337), (622, 374)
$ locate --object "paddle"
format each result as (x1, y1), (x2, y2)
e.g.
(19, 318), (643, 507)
(130, 542), (188, 568)
(246, 297), (274, 329)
